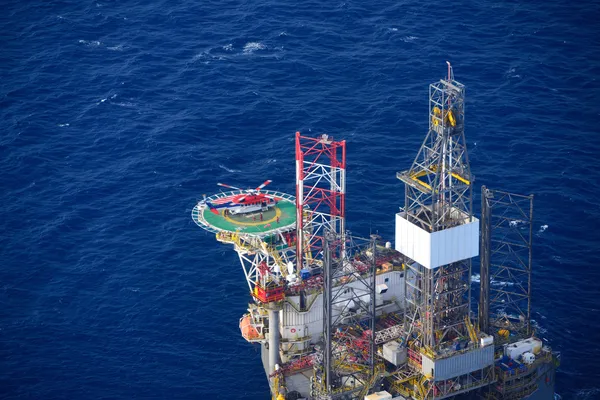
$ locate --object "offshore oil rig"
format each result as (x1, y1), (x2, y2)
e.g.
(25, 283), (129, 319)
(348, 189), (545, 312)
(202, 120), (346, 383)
(192, 65), (560, 400)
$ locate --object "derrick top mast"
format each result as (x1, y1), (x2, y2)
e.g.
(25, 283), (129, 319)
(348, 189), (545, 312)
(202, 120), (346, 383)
(397, 63), (473, 234)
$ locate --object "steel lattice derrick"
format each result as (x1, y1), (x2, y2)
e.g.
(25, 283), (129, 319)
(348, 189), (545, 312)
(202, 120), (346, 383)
(479, 186), (534, 338)
(397, 64), (473, 234)
(295, 132), (346, 271)
(404, 262), (470, 350)
(398, 65), (475, 354)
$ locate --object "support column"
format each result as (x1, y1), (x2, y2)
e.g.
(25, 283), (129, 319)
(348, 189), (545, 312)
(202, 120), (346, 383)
(479, 186), (492, 334)
(267, 305), (281, 374)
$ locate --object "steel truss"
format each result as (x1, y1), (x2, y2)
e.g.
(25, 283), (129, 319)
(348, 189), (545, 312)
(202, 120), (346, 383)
(217, 231), (296, 294)
(397, 63), (472, 233)
(312, 233), (377, 399)
(405, 260), (471, 350)
(479, 186), (534, 338)
(398, 64), (474, 352)
(296, 132), (346, 271)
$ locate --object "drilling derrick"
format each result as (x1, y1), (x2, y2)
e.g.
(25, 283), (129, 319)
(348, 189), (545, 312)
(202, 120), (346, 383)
(394, 64), (494, 399)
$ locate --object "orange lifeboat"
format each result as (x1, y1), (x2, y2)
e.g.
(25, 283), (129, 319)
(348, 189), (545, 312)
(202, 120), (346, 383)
(239, 314), (261, 341)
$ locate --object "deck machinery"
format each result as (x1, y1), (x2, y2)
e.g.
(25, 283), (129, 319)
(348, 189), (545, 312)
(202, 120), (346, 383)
(192, 65), (559, 400)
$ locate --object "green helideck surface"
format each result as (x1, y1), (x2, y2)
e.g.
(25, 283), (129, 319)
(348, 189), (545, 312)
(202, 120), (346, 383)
(201, 198), (296, 234)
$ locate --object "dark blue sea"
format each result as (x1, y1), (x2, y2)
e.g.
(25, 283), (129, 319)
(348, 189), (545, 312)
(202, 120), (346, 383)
(2, 0), (600, 398)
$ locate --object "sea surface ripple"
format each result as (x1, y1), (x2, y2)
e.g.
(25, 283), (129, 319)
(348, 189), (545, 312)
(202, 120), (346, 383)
(1, 0), (600, 398)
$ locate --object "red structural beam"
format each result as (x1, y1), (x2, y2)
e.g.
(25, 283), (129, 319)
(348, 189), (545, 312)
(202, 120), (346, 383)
(295, 131), (346, 270)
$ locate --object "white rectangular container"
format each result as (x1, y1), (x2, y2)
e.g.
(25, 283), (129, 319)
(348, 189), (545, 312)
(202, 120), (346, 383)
(504, 341), (533, 360)
(505, 340), (534, 360)
(523, 337), (543, 354)
(480, 334), (494, 347)
(395, 210), (479, 269)
(383, 340), (407, 366)
(422, 345), (494, 381)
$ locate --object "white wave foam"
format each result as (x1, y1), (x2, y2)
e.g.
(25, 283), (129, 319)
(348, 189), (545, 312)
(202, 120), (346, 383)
(570, 386), (600, 398)
(243, 42), (266, 54)
(97, 94), (118, 105)
(222, 44), (233, 51)
(192, 52), (206, 62)
(219, 164), (240, 173)
(107, 44), (124, 51)
(58, 123), (70, 127)
(79, 39), (102, 47)
(509, 219), (525, 227)
(539, 224), (548, 233)
(491, 280), (515, 287)
(471, 274), (515, 287)
(192, 51), (224, 63)
(114, 102), (136, 108)
(401, 36), (418, 42)
(531, 319), (548, 334)
(506, 67), (522, 79)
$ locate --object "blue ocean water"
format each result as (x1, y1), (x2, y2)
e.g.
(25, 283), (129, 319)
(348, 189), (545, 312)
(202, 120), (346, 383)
(2, 0), (600, 398)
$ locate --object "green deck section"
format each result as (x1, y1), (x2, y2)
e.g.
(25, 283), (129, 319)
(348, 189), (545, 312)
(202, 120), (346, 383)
(200, 199), (296, 234)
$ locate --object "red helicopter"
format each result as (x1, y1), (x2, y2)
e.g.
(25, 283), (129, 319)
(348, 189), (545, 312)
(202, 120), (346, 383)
(204, 180), (279, 215)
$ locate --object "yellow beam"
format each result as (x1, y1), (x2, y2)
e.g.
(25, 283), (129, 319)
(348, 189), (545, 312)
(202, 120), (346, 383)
(428, 165), (471, 185)
(410, 169), (429, 179)
(451, 171), (470, 185)
(411, 176), (432, 190)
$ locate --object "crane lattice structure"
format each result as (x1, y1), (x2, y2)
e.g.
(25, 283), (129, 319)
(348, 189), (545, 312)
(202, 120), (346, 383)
(479, 186), (534, 341)
(296, 132), (346, 271)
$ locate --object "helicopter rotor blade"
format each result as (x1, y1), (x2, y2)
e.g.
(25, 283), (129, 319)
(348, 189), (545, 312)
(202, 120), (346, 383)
(217, 182), (243, 191)
(255, 180), (272, 191)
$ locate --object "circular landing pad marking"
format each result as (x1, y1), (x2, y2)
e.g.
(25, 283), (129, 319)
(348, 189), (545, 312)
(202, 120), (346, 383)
(223, 207), (282, 226)
(193, 190), (296, 236)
